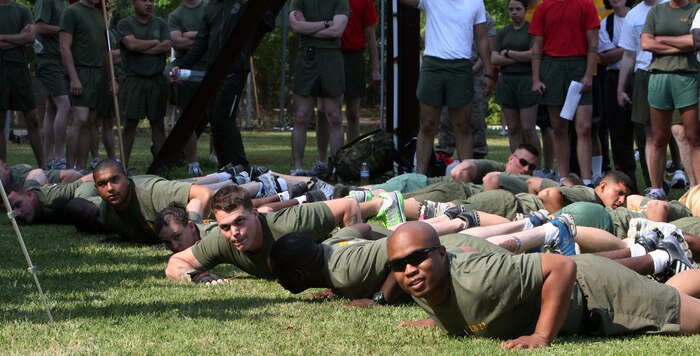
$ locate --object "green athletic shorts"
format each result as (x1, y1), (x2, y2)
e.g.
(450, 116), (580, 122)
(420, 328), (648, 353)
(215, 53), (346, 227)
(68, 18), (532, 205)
(0, 66), (36, 111)
(416, 55), (474, 108)
(495, 73), (537, 109)
(96, 78), (114, 118)
(123, 75), (168, 120)
(451, 190), (524, 221)
(293, 47), (345, 97)
(71, 66), (106, 109)
(343, 50), (365, 98)
(638, 197), (692, 221)
(607, 206), (646, 238)
(539, 178), (560, 190)
(371, 174), (448, 194)
(404, 180), (482, 202)
(35, 55), (68, 97)
(569, 255), (680, 336)
(631, 70), (651, 125)
(539, 56), (592, 106)
(648, 72), (699, 110)
(44, 169), (62, 184)
(556, 202), (615, 235)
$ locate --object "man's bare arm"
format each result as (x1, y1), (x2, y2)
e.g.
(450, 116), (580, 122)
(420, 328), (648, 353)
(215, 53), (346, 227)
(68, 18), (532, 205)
(142, 39), (172, 55)
(641, 33), (682, 54)
(502, 253), (575, 349)
(311, 14), (348, 39)
(0, 24), (35, 45)
(450, 160), (478, 183)
(323, 198), (361, 227)
(616, 50), (635, 107)
(171, 30), (194, 51)
(365, 24), (381, 83)
(531, 35), (546, 96)
(120, 34), (158, 52)
(60, 31), (83, 96)
(188, 184), (213, 217)
(36, 21), (60, 37)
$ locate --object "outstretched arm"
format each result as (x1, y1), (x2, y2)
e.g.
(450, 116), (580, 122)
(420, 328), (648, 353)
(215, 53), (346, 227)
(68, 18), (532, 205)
(502, 253), (576, 349)
(323, 198), (362, 227)
(188, 184), (213, 217)
(450, 160), (478, 183)
(165, 247), (227, 284)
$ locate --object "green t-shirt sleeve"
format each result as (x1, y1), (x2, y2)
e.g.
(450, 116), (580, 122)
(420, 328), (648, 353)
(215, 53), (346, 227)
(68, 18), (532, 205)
(641, 6), (656, 35)
(19, 3), (32, 26)
(168, 9), (181, 31)
(158, 17), (171, 40)
(267, 202), (336, 243)
(59, 6), (75, 34)
(559, 185), (596, 204)
(336, 0), (350, 16)
(34, 0), (52, 23)
(148, 179), (191, 214)
(289, 0), (303, 12)
(494, 27), (505, 53)
(116, 17), (132, 43)
(191, 233), (232, 270)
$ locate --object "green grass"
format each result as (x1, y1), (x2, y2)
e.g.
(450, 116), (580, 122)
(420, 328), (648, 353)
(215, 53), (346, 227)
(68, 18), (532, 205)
(1, 129), (695, 354)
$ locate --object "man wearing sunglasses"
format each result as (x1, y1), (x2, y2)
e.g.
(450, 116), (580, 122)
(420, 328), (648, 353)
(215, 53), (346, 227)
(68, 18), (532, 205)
(387, 221), (700, 349)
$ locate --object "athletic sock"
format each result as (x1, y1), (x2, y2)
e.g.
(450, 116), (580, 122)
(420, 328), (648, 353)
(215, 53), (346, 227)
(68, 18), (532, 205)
(583, 179), (592, 186)
(277, 178), (288, 193)
(648, 250), (670, 274)
(277, 191), (290, 201)
(214, 172), (232, 182)
(522, 219), (534, 231)
(294, 195), (307, 205)
(630, 244), (647, 258)
(544, 223), (558, 245)
(592, 155), (602, 177)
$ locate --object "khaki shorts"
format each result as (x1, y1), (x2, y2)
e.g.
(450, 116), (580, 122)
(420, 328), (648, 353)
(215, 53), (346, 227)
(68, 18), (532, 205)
(35, 55), (68, 97)
(343, 50), (366, 98)
(539, 56), (592, 106)
(648, 72), (699, 110)
(495, 73), (537, 109)
(416, 55), (474, 108)
(70, 66), (106, 109)
(0, 65), (36, 111)
(293, 47), (344, 97)
(123, 75), (168, 120)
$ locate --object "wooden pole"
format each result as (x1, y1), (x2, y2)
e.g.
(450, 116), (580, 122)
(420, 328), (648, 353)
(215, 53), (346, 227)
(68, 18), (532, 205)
(100, 0), (126, 170)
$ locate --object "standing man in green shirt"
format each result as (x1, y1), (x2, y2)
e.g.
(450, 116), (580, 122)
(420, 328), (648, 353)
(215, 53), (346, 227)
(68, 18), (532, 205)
(35, 0), (70, 170)
(117, 0), (171, 168)
(59, 0), (107, 170)
(0, 0), (46, 168)
(387, 222), (700, 349)
(288, 0), (349, 175)
(168, 0), (207, 176)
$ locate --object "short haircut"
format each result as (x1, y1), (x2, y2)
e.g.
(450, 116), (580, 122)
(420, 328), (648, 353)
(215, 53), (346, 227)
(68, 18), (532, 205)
(601, 171), (634, 192)
(510, 0), (528, 9)
(154, 204), (189, 234)
(515, 143), (539, 157)
(210, 185), (253, 213)
(268, 233), (319, 293)
(603, 0), (634, 10)
(93, 159), (126, 177)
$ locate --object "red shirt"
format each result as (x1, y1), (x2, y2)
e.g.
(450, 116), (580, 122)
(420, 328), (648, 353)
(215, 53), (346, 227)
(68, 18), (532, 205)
(340, 0), (378, 52)
(529, 0), (600, 57)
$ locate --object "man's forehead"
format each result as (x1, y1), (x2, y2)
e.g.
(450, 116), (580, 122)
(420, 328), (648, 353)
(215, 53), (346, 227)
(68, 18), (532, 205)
(94, 168), (125, 181)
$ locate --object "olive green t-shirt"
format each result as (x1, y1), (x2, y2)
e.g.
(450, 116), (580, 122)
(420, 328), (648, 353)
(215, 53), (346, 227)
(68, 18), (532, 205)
(289, 0), (349, 48)
(413, 252), (544, 338)
(642, 2), (699, 73)
(100, 175), (192, 244)
(191, 202), (336, 279)
(168, 0), (208, 69)
(473, 160), (507, 184)
(494, 22), (532, 74)
(59, 2), (105, 67)
(0, 1), (33, 64)
(10, 164), (32, 186)
(34, 0), (67, 57)
(671, 216), (700, 235)
(559, 185), (597, 205)
(31, 180), (83, 222)
(117, 15), (170, 76)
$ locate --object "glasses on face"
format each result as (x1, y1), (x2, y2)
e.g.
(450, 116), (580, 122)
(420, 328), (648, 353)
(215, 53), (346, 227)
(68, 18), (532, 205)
(512, 155), (537, 171)
(387, 246), (439, 272)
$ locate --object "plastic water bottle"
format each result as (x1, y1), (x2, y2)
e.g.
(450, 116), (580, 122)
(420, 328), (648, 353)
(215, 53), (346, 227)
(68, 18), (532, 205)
(170, 69), (206, 82)
(33, 39), (43, 54)
(360, 162), (370, 185)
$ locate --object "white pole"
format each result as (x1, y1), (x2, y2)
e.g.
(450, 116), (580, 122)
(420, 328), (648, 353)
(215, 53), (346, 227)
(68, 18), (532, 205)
(379, 0), (385, 129)
(391, 0), (399, 147)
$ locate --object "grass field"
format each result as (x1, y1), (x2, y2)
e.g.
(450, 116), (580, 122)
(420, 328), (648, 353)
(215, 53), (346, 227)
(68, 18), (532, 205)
(1, 129), (696, 354)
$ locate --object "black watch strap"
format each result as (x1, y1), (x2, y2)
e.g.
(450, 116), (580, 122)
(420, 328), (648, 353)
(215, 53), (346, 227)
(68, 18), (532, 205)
(372, 291), (388, 305)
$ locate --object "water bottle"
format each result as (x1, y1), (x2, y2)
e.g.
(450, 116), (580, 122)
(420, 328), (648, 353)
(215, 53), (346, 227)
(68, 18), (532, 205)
(170, 69), (206, 82)
(33, 39), (43, 54)
(360, 162), (370, 185)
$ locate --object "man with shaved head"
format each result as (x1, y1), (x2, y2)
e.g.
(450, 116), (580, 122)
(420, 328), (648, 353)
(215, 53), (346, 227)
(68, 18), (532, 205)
(387, 221), (700, 349)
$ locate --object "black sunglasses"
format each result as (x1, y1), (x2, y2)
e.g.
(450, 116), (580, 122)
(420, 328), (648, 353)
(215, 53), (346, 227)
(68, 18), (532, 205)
(512, 155), (537, 171)
(387, 246), (439, 272)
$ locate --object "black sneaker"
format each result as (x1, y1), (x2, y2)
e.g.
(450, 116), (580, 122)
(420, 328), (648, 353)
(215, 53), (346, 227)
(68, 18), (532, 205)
(332, 183), (357, 199)
(289, 181), (309, 199)
(305, 190), (327, 202)
(636, 229), (661, 253)
(456, 210), (480, 229)
(219, 163), (245, 176)
(250, 165), (270, 179)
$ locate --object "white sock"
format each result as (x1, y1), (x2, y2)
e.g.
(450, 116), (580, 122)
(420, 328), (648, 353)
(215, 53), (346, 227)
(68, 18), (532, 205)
(648, 250), (670, 274)
(592, 155), (602, 176)
(277, 191), (290, 201)
(630, 244), (647, 258)
(295, 195), (307, 205)
(277, 178), (288, 193)
(214, 172), (231, 182)
(544, 223), (558, 245)
(522, 219), (534, 231)
(583, 179), (592, 186)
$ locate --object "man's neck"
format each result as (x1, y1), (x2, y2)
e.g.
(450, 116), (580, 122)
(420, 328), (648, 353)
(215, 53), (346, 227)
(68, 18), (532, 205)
(135, 14), (151, 24)
(183, 0), (201, 8)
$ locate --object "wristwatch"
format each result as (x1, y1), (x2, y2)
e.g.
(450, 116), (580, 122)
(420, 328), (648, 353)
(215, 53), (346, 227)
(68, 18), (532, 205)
(323, 20), (330, 29)
(372, 291), (388, 305)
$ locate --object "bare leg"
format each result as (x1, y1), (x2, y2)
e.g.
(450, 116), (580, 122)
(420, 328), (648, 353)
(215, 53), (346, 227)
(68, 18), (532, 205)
(292, 95), (313, 170)
(679, 105), (700, 186)
(259, 199), (300, 213)
(671, 124), (694, 185)
(150, 118), (166, 156)
(575, 104), (593, 181)
(667, 270), (700, 299)
(576, 226), (627, 252)
(609, 255), (654, 275)
(449, 104), (473, 161)
(345, 96), (361, 142)
(22, 109), (46, 168)
(648, 108), (673, 191)
(521, 105), (542, 166)
(184, 133), (198, 164)
(503, 107), (522, 152)
(316, 99), (329, 162)
(101, 115), (116, 161)
(1, 111), (8, 160)
(321, 96), (344, 161)
(541, 125), (555, 170)
(121, 119), (138, 168)
(67, 106), (92, 170)
(462, 219), (529, 238)
(416, 103), (442, 174)
(42, 98), (57, 162)
(548, 106), (569, 179)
